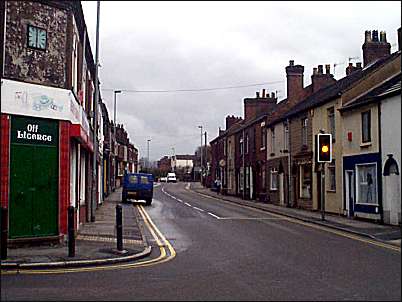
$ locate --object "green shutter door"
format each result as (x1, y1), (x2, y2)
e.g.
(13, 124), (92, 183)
(9, 116), (59, 239)
(9, 145), (34, 238)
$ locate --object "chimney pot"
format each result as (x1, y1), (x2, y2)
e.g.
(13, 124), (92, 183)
(380, 31), (387, 42)
(271, 92), (275, 98)
(356, 62), (362, 68)
(313, 67), (318, 75)
(318, 65), (323, 74)
(256, 91), (260, 98)
(372, 30), (379, 42)
(262, 89), (266, 98)
(365, 30), (372, 42)
(289, 60), (294, 66)
(325, 64), (330, 74)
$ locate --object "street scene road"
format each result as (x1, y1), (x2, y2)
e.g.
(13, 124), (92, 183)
(2, 183), (400, 301)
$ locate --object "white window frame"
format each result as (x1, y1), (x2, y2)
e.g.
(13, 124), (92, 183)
(327, 107), (335, 139)
(245, 133), (249, 154)
(355, 162), (378, 205)
(239, 137), (243, 155)
(327, 164), (336, 192)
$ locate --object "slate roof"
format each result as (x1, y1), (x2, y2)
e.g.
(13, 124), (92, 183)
(339, 72), (401, 112)
(283, 51), (401, 119)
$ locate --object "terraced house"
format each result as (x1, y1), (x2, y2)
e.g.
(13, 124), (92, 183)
(209, 27), (401, 226)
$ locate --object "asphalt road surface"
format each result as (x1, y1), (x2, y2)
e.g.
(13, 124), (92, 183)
(1, 182), (401, 301)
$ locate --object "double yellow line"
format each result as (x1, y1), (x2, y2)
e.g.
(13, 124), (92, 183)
(1, 205), (176, 275)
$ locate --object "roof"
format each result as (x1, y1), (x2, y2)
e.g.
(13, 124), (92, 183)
(283, 51), (401, 119)
(339, 72), (401, 112)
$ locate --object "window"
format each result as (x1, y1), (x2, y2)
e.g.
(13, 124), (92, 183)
(361, 111), (371, 143)
(72, 32), (78, 94)
(239, 137), (243, 155)
(261, 126), (266, 150)
(239, 167), (244, 191)
(271, 128), (275, 154)
(327, 107), (335, 139)
(27, 24), (47, 50)
(302, 118), (308, 146)
(283, 123), (289, 151)
(245, 133), (249, 154)
(356, 163), (377, 205)
(140, 176), (149, 184)
(223, 140), (226, 156)
(129, 175), (138, 183)
(262, 169), (266, 191)
(299, 164), (312, 199)
(270, 168), (278, 190)
(328, 163), (336, 191)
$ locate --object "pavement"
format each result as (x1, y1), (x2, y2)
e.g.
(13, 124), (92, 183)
(0, 188), (151, 270)
(189, 182), (401, 247)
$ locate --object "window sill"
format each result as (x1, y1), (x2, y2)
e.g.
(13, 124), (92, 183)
(326, 190), (336, 193)
(360, 142), (372, 148)
(270, 188), (278, 192)
(260, 147), (266, 151)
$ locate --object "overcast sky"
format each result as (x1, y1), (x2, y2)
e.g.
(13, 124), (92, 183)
(81, 1), (401, 161)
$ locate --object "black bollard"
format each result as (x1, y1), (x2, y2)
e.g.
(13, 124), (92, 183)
(1, 207), (8, 260)
(116, 204), (123, 251)
(68, 206), (75, 257)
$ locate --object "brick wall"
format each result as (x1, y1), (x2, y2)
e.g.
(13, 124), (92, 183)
(4, 1), (68, 88)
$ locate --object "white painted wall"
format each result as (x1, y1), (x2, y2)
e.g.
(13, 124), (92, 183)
(381, 93), (401, 225)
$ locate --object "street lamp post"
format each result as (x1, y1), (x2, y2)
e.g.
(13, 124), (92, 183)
(113, 90), (122, 189)
(147, 139), (151, 172)
(198, 125), (203, 184)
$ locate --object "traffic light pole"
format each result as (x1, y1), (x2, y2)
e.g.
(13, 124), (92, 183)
(321, 162), (325, 221)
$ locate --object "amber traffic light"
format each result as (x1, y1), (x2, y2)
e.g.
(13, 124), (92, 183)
(317, 133), (332, 163)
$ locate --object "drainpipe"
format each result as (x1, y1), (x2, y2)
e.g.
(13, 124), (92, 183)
(287, 118), (292, 207)
(242, 129), (245, 200)
(377, 102), (384, 224)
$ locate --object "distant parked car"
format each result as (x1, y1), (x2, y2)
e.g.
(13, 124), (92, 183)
(167, 172), (177, 183)
(160, 176), (167, 182)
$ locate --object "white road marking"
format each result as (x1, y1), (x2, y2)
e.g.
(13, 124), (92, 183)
(184, 202), (192, 207)
(192, 206), (205, 212)
(218, 217), (287, 220)
(207, 212), (222, 219)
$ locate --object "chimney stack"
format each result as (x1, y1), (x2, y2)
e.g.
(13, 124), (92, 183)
(346, 62), (363, 76)
(262, 89), (266, 98)
(311, 64), (336, 93)
(362, 29), (391, 67)
(244, 91), (277, 122)
(285, 60), (304, 103)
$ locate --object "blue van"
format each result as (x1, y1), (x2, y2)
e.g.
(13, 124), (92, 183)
(122, 172), (154, 205)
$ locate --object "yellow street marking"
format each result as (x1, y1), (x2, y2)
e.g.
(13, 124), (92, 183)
(1, 205), (176, 275)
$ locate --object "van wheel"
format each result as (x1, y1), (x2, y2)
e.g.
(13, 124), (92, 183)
(145, 199), (152, 206)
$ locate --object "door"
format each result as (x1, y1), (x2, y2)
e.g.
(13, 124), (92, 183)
(279, 173), (285, 205)
(345, 170), (355, 217)
(9, 116), (59, 238)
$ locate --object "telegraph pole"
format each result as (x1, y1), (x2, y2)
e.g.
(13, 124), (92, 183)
(91, 0), (100, 222)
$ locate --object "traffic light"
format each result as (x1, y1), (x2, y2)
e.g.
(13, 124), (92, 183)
(317, 133), (332, 163)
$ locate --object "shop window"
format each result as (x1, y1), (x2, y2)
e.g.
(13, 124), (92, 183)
(299, 164), (312, 199)
(356, 163), (377, 205)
